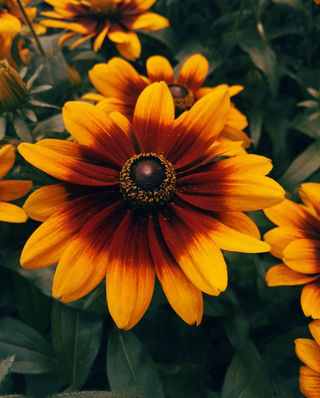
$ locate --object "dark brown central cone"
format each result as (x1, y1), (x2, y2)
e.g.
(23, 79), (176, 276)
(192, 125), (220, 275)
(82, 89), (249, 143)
(131, 159), (166, 191)
(169, 84), (189, 98)
(90, 0), (118, 16)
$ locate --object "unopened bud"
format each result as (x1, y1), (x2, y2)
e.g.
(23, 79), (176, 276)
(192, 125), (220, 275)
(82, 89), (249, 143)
(0, 61), (27, 111)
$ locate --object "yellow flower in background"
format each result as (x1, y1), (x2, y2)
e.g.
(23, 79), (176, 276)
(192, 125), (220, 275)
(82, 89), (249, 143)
(40, 0), (169, 60)
(83, 54), (251, 154)
(295, 319), (320, 397)
(264, 183), (320, 319)
(18, 82), (284, 330)
(0, 145), (32, 223)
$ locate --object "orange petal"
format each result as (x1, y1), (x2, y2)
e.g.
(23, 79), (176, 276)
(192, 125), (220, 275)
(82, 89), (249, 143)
(107, 22), (129, 43)
(96, 98), (135, 122)
(116, 30), (141, 60)
(0, 201), (28, 223)
(121, 12), (169, 31)
(158, 204), (228, 295)
(0, 180), (32, 201)
(21, 192), (118, 268)
(68, 32), (96, 50)
(283, 239), (320, 274)
(264, 226), (319, 259)
(82, 93), (106, 103)
(226, 106), (248, 130)
(148, 217), (203, 325)
(264, 199), (320, 233)
(309, 320), (320, 346)
(266, 264), (319, 286)
(53, 202), (125, 302)
(133, 81), (174, 153)
(93, 22), (110, 52)
(107, 211), (156, 330)
(295, 338), (320, 373)
(88, 57), (147, 101)
(0, 11), (21, 34)
(62, 101), (136, 166)
(0, 145), (15, 179)
(126, 0), (157, 11)
(301, 280), (320, 318)
(18, 142), (119, 186)
(146, 55), (174, 84)
(177, 54), (209, 92)
(299, 183), (320, 219)
(216, 211), (261, 239)
(299, 366), (320, 398)
(23, 183), (80, 222)
(166, 88), (230, 170)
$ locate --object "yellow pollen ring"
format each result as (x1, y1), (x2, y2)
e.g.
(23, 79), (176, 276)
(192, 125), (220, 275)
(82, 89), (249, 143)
(119, 153), (176, 209)
(90, 0), (118, 16)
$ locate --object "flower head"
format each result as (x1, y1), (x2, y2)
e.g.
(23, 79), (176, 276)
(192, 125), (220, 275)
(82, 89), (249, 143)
(40, 0), (169, 60)
(83, 54), (251, 153)
(0, 144), (32, 222)
(264, 183), (320, 319)
(18, 82), (284, 330)
(295, 319), (320, 397)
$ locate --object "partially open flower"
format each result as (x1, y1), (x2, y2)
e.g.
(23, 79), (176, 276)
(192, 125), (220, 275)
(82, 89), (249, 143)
(0, 60), (27, 111)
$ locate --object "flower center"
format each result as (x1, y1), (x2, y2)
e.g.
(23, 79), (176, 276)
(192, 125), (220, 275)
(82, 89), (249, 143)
(168, 83), (195, 118)
(90, 0), (118, 16)
(120, 153), (176, 209)
(0, 0), (7, 8)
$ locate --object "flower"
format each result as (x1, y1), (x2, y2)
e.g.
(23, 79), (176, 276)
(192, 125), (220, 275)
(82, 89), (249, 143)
(0, 61), (55, 142)
(83, 54), (251, 152)
(295, 319), (320, 397)
(0, 144), (32, 222)
(264, 183), (320, 319)
(0, 0), (21, 35)
(18, 82), (284, 330)
(40, 0), (169, 60)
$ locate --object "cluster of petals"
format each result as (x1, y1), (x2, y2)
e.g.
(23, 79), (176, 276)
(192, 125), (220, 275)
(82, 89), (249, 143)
(83, 53), (251, 154)
(264, 183), (320, 319)
(295, 319), (320, 397)
(40, 0), (169, 60)
(0, 145), (32, 223)
(18, 82), (284, 330)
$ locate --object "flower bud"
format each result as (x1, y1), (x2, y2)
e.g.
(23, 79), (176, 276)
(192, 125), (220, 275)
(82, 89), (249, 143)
(0, 61), (27, 111)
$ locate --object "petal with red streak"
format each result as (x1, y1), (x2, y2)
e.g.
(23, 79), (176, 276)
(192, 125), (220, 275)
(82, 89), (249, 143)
(177, 54), (209, 93)
(0, 180), (32, 201)
(299, 366), (320, 398)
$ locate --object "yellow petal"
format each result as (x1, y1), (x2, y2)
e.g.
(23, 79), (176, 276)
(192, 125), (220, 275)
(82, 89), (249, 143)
(301, 280), (320, 318)
(0, 145), (15, 179)
(0, 180), (32, 201)
(116, 30), (141, 61)
(177, 54), (209, 92)
(295, 338), (320, 373)
(266, 264), (319, 286)
(299, 366), (320, 398)
(299, 183), (320, 219)
(283, 239), (320, 274)
(146, 55), (174, 84)
(0, 11), (21, 34)
(0, 201), (28, 223)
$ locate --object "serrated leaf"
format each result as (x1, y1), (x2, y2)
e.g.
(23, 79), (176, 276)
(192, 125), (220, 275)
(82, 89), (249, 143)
(48, 392), (142, 398)
(12, 114), (32, 142)
(0, 317), (57, 374)
(107, 329), (165, 398)
(236, 30), (278, 97)
(52, 301), (103, 388)
(32, 113), (65, 138)
(221, 341), (273, 398)
(278, 139), (320, 192)
(0, 356), (15, 385)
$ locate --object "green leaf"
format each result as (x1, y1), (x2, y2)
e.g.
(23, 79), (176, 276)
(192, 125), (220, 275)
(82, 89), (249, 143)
(32, 113), (65, 139)
(0, 318), (57, 374)
(52, 301), (103, 388)
(271, 0), (305, 12)
(140, 27), (180, 55)
(107, 329), (165, 398)
(48, 392), (142, 398)
(223, 312), (250, 350)
(12, 114), (32, 143)
(279, 139), (320, 192)
(290, 109), (320, 139)
(221, 341), (274, 398)
(0, 250), (55, 297)
(0, 356), (14, 385)
(248, 107), (264, 146)
(236, 30), (278, 97)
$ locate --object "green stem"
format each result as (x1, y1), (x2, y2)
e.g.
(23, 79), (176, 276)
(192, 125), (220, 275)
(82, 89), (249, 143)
(15, 0), (46, 57)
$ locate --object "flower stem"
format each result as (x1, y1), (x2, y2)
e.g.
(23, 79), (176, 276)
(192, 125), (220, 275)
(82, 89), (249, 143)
(15, 0), (46, 57)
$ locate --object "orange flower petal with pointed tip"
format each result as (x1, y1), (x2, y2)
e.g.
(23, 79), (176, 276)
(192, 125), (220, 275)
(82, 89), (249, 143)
(177, 54), (209, 93)
(301, 280), (320, 318)
(266, 264), (319, 286)
(0, 201), (28, 223)
(146, 55), (174, 84)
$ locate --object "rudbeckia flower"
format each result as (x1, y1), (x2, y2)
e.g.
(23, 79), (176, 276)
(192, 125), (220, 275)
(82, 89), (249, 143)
(18, 82), (284, 330)
(295, 319), (320, 397)
(83, 54), (251, 153)
(264, 183), (320, 319)
(40, 0), (169, 60)
(0, 144), (32, 222)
